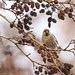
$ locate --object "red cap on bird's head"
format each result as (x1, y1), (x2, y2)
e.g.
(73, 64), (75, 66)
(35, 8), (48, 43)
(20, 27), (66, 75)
(43, 29), (49, 32)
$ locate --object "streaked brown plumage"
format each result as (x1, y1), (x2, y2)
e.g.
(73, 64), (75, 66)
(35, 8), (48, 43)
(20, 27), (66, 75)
(42, 29), (60, 49)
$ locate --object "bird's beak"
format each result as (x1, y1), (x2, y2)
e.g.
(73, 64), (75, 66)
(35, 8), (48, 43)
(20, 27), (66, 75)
(45, 32), (49, 36)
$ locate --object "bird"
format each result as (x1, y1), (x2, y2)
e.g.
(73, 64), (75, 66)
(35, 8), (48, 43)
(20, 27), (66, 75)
(42, 29), (61, 50)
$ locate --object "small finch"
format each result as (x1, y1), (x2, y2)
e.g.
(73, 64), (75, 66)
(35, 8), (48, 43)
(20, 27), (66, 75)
(42, 29), (61, 50)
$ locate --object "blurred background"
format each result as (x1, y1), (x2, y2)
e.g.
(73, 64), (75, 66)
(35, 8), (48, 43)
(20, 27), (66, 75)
(0, 0), (75, 75)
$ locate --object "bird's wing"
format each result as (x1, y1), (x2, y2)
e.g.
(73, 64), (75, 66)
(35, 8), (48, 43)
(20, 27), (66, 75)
(52, 34), (62, 49)
(52, 34), (58, 45)
(45, 34), (57, 48)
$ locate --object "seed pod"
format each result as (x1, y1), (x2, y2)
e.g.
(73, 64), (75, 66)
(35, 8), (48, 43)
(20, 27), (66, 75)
(11, 5), (15, 10)
(30, 11), (34, 16)
(38, 49), (41, 54)
(50, 67), (58, 74)
(24, 18), (29, 24)
(22, 39), (27, 43)
(53, 51), (59, 58)
(24, 25), (30, 30)
(31, 1), (34, 8)
(64, 7), (69, 14)
(16, 0), (20, 3)
(10, 24), (14, 28)
(27, 40), (31, 43)
(48, 17), (52, 22)
(64, 63), (73, 69)
(48, 71), (52, 75)
(51, 7), (55, 11)
(47, 53), (51, 58)
(41, 4), (45, 8)
(41, 53), (45, 57)
(18, 4), (24, 11)
(43, 58), (46, 63)
(39, 66), (43, 72)
(25, 14), (29, 18)
(48, 22), (51, 28)
(24, 5), (29, 12)
(30, 11), (37, 17)
(22, 39), (31, 43)
(68, 13), (72, 18)
(14, 3), (17, 7)
(35, 71), (39, 74)
(33, 12), (37, 17)
(69, 8), (73, 12)
(16, 11), (22, 15)
(39, 9), (45, 13)
(28, 2), (31, 5)
(46, 4), (50, 8)
(52, 18), (57, 23)
(31, 42), (34, 46)
(23, 0), (28, 3)
(17, 24), (23, 29)
(60, 10), (65, 15)
(37, 0), (42, 3)
(47, 66), (53, 69)
(61, 68), (69, 75)
(18, 40), (22, 44)
(40, 46), (46, 50)
(18, 20), (22, 24)
(35, 2), (40, 9)
(47, 58), (53, 63)
(54, 0), (58, 4)
(28, 22), (32, 25)
(28, 17), (32, 20)
(58, 13), (65, 20)
(45, 71), (47, 74)
(18, 30), (24, 34)
(46, 10), (52, 15)
(36, 67), (38, 69)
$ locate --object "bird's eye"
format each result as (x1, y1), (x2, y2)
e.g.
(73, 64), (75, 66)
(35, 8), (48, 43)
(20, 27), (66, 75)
(47, 30), (49, 32)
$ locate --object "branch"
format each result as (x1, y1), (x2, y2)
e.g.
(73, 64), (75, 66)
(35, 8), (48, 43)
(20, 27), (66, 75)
(0, 35), (54, 68)
(0, 6), (74, 74)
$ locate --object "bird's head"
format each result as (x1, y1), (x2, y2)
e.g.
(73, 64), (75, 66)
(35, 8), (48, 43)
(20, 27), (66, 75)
(43, 29), (49, 36)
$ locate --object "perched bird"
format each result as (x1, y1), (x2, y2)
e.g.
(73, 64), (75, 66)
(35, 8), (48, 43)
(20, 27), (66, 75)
(42, 29), (61, 49)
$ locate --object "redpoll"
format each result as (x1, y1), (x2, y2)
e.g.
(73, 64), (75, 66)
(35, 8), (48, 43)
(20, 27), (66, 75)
(42, 29), (61, 50)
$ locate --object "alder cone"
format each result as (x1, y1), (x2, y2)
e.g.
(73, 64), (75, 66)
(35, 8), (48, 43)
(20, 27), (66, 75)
(35, 2), (40, 9)
(24, 5), (29, 12)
